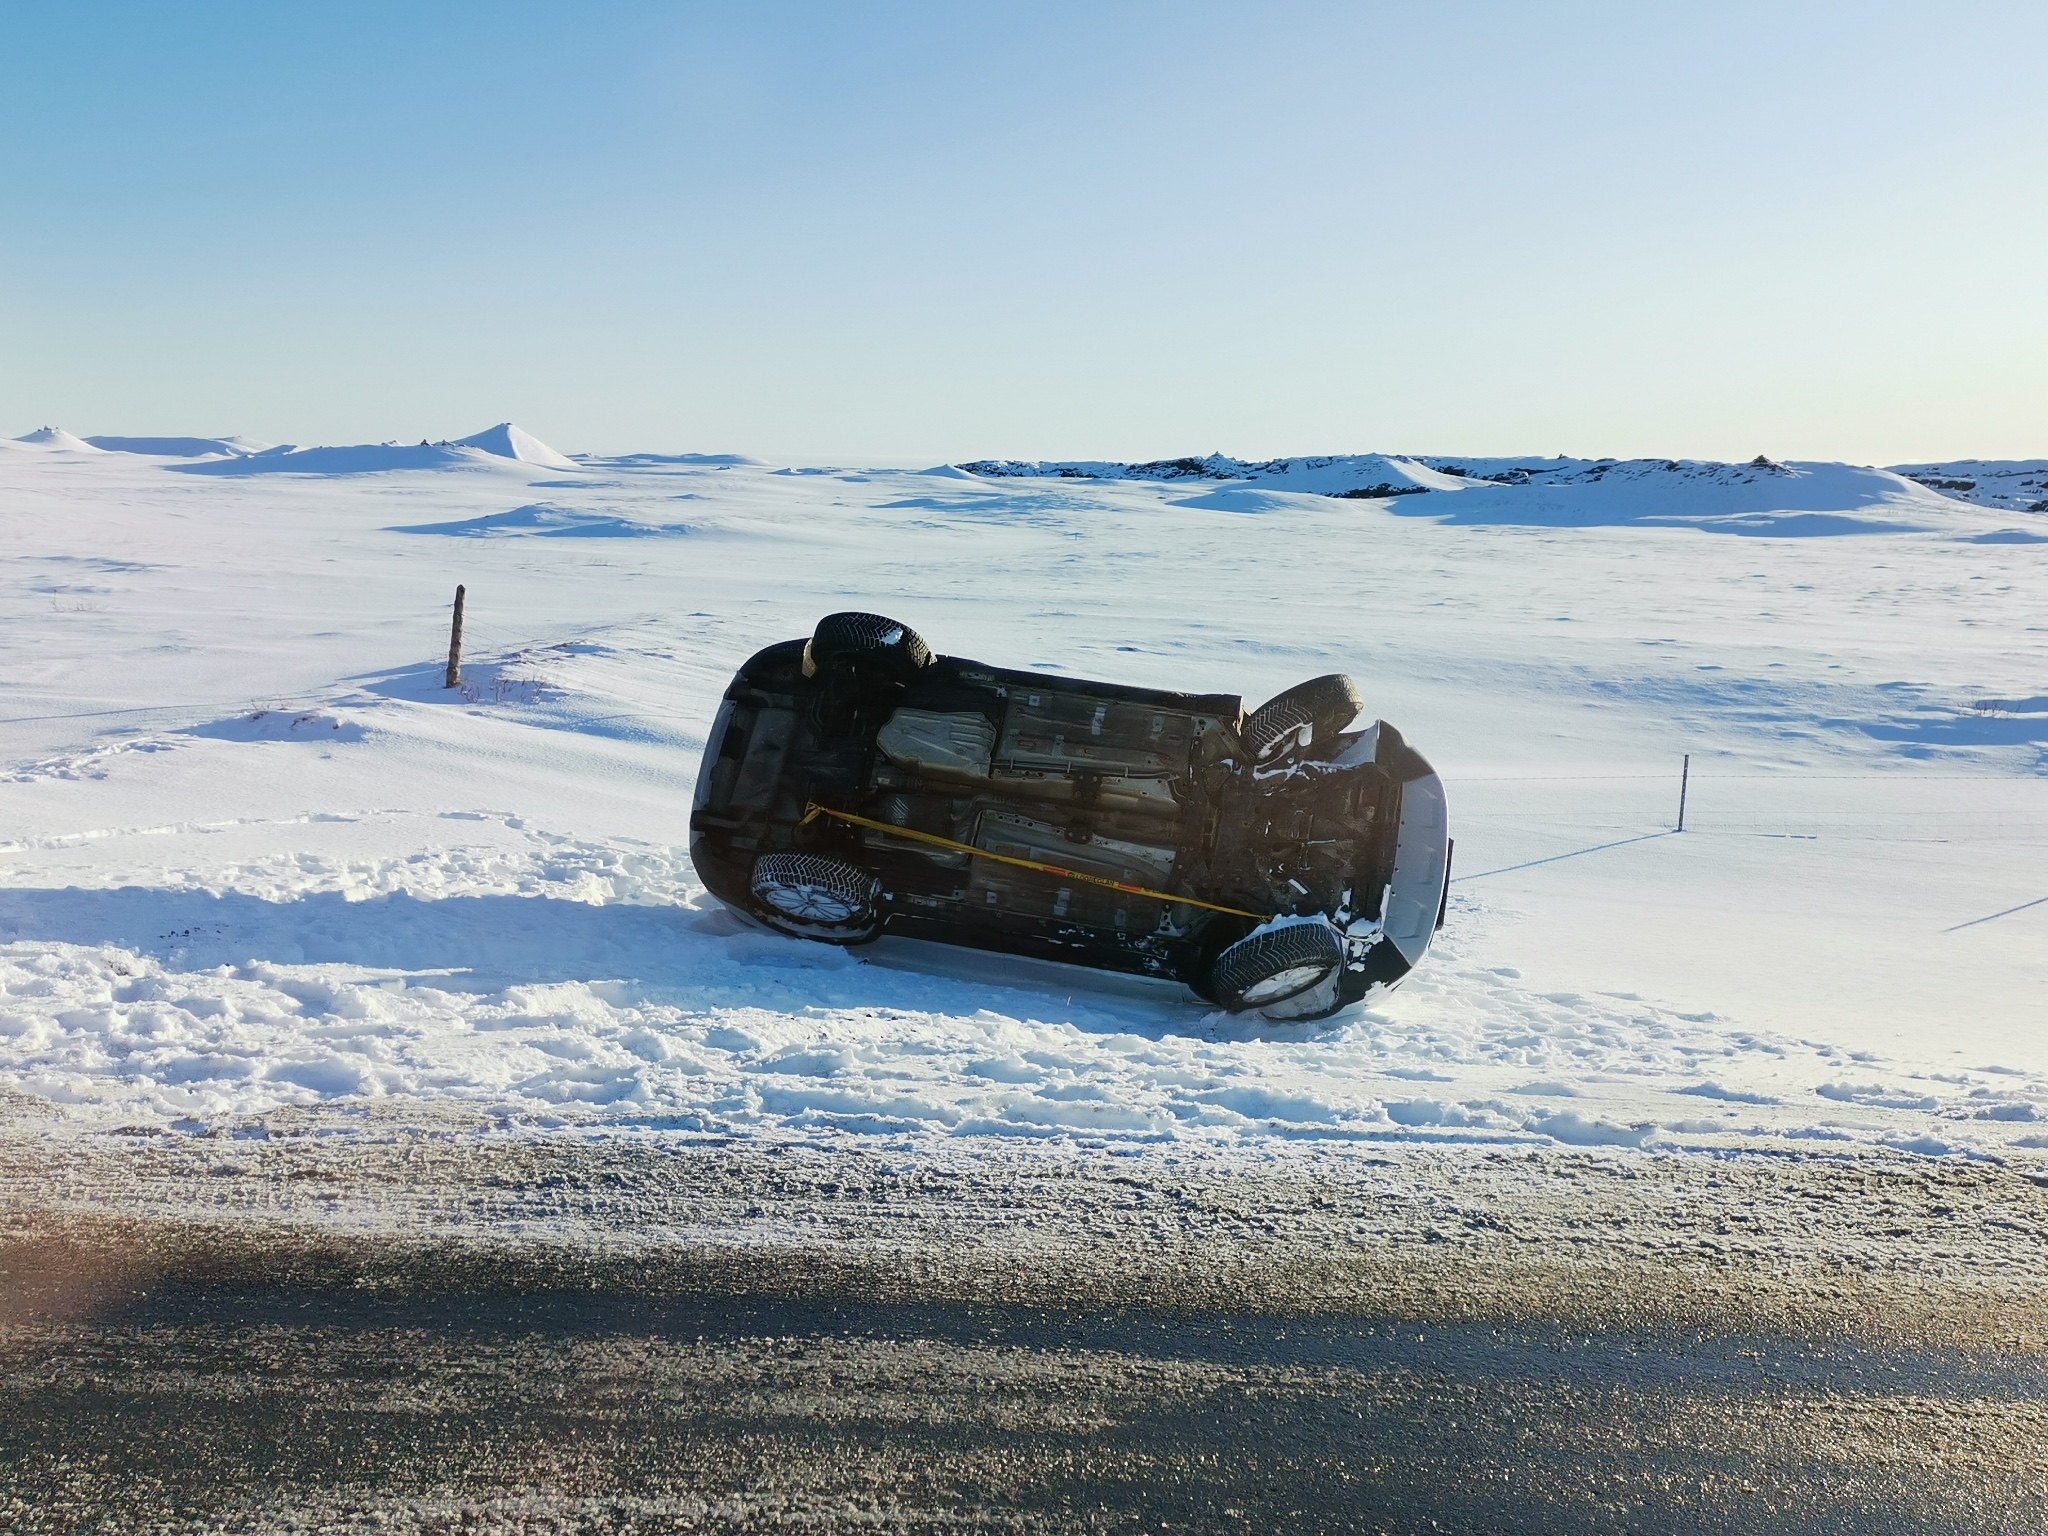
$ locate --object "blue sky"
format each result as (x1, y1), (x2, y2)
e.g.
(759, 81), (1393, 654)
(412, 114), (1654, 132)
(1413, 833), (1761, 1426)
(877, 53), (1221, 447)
(3, 1), (2043, 461)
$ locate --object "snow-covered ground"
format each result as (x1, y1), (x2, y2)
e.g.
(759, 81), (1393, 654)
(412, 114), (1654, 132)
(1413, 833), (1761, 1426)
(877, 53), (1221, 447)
(2, 426), (2043, 1163)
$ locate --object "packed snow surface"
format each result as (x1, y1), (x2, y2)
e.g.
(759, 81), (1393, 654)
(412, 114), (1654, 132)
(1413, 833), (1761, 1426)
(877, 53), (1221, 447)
(1, 432), (2043, 1163)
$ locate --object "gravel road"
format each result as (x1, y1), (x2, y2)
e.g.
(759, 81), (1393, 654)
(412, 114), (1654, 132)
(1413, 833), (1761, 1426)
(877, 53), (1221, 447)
(4, 1104), (2046, 1532)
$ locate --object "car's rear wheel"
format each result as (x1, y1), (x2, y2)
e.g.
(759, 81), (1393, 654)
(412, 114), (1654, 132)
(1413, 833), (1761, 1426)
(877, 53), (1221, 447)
(1211, 921), (1348, 1017)
(1243, 673), (1363, 762)
(802, 612), (933, 683)
(749, 852), (883, 944)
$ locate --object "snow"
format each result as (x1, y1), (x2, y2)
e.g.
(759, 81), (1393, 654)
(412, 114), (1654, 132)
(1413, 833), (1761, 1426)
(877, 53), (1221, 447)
(387, 504), (693, 540)
(84, 435), (272, 458)
(169, 422), (578, 477)
(452, 422), (582, 471)
(1889, 459), (2048, 515)
(0, 436), (2042, 1167)
(9, 427), (102, 453)
(963, 452), (1972, 534)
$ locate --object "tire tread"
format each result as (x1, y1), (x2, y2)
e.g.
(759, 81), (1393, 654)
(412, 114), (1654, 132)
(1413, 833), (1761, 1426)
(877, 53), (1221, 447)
(1210, 921), (1346, 1012)
(1243, 674), (1363, 760)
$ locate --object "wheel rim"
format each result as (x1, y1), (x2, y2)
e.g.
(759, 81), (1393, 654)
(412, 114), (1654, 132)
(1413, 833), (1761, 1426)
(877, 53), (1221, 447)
(1241, 962), (1334, 1005)
(762, 883), (860, 923)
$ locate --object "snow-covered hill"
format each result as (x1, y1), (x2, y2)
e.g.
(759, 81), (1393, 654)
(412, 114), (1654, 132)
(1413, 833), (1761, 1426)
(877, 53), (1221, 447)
(958, 452), (2039, 536)
(1889, 459), (2048, 514)
(0, 434), (2041, 1165)
(7, 426), (103, 452)
(85, 435), (274, 458)
(169, 422), (580, 476)
(10, 422), (577, 473)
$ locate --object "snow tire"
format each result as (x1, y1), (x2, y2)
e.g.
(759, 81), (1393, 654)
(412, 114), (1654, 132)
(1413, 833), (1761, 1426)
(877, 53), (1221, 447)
(802, 612), (933, 683)
(1210, 920), (1348, 1016)
(749, 852), (883, 945)
(1242, 674), (1363, 762)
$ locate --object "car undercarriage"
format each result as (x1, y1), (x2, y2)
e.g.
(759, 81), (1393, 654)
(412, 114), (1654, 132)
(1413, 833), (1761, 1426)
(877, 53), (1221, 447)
(690, 614), (1449, 1021)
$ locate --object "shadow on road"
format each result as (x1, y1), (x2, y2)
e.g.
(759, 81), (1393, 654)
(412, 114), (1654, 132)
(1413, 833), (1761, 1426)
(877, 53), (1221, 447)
(3, 1275), (2040, 1534)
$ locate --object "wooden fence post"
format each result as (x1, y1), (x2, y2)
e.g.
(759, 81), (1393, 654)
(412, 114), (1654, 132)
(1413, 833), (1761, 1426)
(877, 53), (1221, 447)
(445, 584), (466, 689)
(1677, 753), (1690, 832)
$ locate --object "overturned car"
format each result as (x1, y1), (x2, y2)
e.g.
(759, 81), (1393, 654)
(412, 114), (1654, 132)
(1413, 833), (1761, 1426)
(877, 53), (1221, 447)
(689, 613), (1450, 1021)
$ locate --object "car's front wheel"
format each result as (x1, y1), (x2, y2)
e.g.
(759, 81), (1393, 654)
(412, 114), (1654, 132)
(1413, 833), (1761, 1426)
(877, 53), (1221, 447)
(1210, 921), (1348, 1019)
(749, 852), (883, 944)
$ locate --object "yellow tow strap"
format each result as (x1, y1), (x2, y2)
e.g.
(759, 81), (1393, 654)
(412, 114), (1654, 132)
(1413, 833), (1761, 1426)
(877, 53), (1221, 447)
(800, 802), (1268, 922)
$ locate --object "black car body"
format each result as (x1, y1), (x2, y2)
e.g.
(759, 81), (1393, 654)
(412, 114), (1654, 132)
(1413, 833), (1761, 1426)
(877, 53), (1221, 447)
(689, 614), (1450, 1021)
